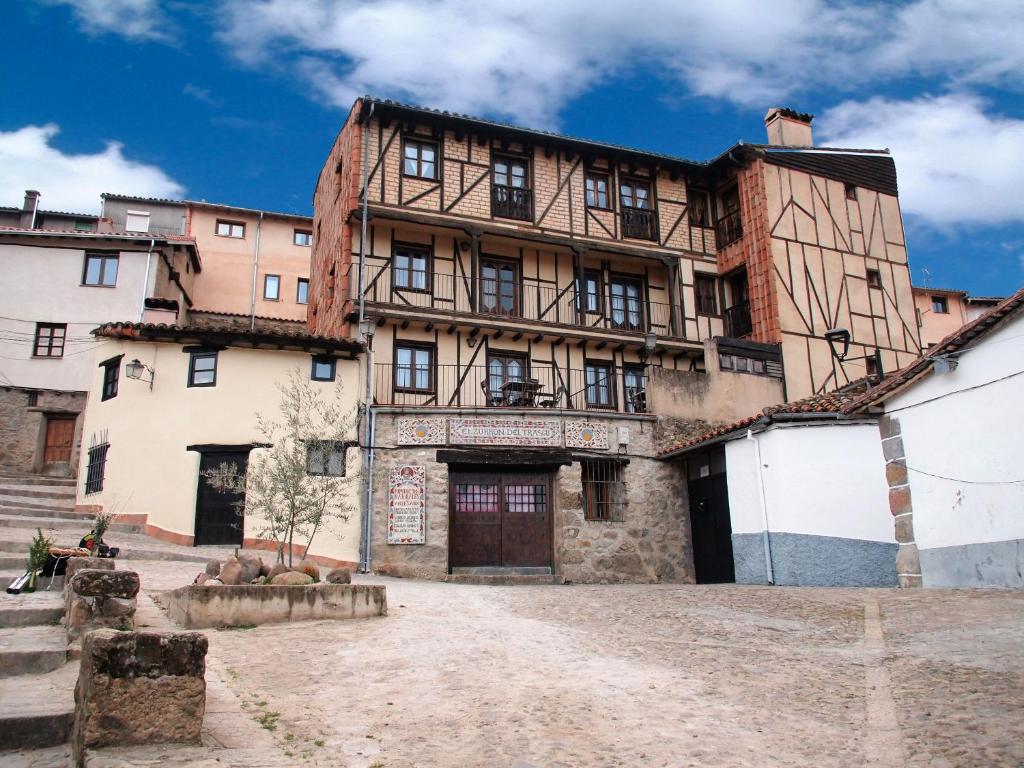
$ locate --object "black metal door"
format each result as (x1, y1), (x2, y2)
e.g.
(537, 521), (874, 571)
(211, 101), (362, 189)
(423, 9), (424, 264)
(194, 451), (248, 546)
(688, 473), (735, 584)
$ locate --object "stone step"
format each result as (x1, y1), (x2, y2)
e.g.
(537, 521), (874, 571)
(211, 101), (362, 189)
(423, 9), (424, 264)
(0, 515), (141, 535)
(445, 572), (567, 586)
(0, 625), (68, 678)
(0, 474), (76, 487)
(0, 572), (63, 591)
(0, 592), (64, 628)
(451, 566), (554, 576)
(0, 663), (76, 749)
(0, 487), (76, 502)
(0, 505), (93, 522)
(0, 744), (71, 767)
(0, 556), (26, 571)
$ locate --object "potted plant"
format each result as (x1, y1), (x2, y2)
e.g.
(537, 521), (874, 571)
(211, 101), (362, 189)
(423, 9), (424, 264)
(24, 528), (54, 593)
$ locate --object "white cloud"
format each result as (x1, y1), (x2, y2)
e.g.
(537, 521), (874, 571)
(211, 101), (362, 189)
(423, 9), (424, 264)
(0, 124), (185, 214)
(39, 0), (169, 41)
(213, 0), (1024, 123)
(817, 94), (1024, 226)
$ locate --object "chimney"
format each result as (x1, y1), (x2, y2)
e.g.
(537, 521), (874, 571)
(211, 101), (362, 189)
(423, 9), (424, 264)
(20, 190), (41, 228)
(765, 108), (814, 148)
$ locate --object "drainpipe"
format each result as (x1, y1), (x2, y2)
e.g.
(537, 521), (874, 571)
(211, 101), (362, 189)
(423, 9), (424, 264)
(249, 211), (264, 331)
(139, 238), (156, 322)
(746, 429), (775, 584)
(358, 101), (376, 573)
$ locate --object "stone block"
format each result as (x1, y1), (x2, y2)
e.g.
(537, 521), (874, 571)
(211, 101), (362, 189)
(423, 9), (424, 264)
(73, 629), (207, 765)
(881, 436), (905, 462)
(894, 513), (915, 544)
(65, 558), (114, 592)
(70, 570), (139, 600)
(888, 486), (911, 517)
(877, 414), (901, 440)
(885, 460), (908, 487)
(896, 543), (921, 576)
(204, 560), (221, 577)
(898, 573), (923, 588)
(218, 557), (243, 586)
(271, 571), (314, 586)
(325, 568), (351, 584)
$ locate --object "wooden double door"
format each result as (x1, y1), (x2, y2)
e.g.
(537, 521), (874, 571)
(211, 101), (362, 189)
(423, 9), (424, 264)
(194, 450), (248, 546)
(449, 470), (552, 569)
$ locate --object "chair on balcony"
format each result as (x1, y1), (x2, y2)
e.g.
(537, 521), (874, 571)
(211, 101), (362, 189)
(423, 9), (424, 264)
(539, 385), (569, 409)
(480, 379), (505, 407)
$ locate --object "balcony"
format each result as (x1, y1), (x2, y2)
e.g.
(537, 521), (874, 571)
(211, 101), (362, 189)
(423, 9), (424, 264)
(357, 264), (676, 336)
(715, 209), (743, 249)
(373, 363), (647, 414)
(723, 300), (752, 338)
(620, 206), (657, 241)
(491, 185), (532, 221)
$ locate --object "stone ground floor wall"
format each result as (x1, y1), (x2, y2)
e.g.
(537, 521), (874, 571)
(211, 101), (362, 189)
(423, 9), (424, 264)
(732, 532), (897, 587)
(366, 411), (695, 583)
(0, 385), (86, 476)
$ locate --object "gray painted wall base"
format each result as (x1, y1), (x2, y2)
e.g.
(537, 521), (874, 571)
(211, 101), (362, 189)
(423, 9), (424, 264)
(920, 538), (1024, 588)
(733, 532), (898, 587)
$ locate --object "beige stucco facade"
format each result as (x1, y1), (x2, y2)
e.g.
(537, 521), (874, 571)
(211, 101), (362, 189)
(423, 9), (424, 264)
(187, 205), (312, 322)
(912, 287), (970, 348)
(75, 336), (362, 567)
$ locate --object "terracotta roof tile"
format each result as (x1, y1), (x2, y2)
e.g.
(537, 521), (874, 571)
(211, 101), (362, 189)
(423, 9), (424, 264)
(93, 321), (361, 355)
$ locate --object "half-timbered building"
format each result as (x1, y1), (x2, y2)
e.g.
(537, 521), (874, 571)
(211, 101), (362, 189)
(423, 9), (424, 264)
(310, 97), (920, 583)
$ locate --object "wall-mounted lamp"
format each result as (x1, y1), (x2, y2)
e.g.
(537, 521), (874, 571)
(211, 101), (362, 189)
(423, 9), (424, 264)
(639, 332), (658, 363)
(358, 319), (376, 345)
(824, 327), (883, 384)
(933, 354), (958, 375)
(125, 358), (155, 390)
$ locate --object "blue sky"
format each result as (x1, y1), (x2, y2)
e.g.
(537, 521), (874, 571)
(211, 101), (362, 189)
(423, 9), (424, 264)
(2, 0), (1022, 296)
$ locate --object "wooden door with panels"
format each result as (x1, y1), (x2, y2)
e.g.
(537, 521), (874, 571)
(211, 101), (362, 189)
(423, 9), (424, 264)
(43, 417), (76, 465)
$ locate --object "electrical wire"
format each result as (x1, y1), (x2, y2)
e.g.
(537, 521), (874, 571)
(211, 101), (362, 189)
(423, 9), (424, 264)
(882, 368), (1024, 414)
(906, 466), (1024, 485)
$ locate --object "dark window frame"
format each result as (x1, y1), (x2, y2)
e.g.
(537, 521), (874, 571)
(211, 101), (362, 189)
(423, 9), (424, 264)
(82, 252), (119, 287)
(263, 274), (281, 301)
(931, 295), (949, 314)
(619, 177), (652, 211)
(607, 272), (647, 331)
(402, 136), (439, 180)
(84, 442), (109, 495)
(478, 256), (521, 317)
(100, 355), (122, 401)
(306, 441), (348, 477)
(582, 269), (603, 315)
(582, 459), (626, 522)
(215, 219), (245, 238)
(293, 229), (313, 246)
(866, 269), (882, 289)
(486, 349), (530, 405)
(844, 182), (858, 201)
(311, 356), (336, 382)
(695, 274), (719, 316)
(33, 322), (67, 358)
(393, 341), (436, 395)
(687, 187), (712, 227)
(392, 242), (433, 293)
(187, 350), (219, 388)
(585, 170), (612, 210)
(584, 358), (617, 410)
(491, 153), (533, 221)
(622, 364), (647, 414)
(297, 277), (309, 304)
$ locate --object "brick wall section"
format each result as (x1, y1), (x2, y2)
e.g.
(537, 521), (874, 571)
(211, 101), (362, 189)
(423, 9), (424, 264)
(879, 414), (921, 587)
(0, 386), (86, 475)
(716, 159), (781, 344)
(310, 105), (364, 338)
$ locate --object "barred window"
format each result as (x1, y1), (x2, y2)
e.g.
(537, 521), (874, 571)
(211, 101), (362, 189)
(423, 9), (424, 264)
(306, 442), (347, 476)
(582, 460), (626, 522)
(85, 442), (109, 495)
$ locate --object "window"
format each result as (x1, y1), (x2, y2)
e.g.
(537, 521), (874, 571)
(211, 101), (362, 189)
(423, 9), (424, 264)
(395, 344), (433, 393)
(100, 356), (121, 401)
(867, 269), (881, 289)
(695, 275), (718, 315)
(493, 155), (528, 189)
(623, 365), (647, 414)
(83, 252), (118, 286)
(486, 352), (527, 406)
(74, 220), (93, 231)
(403, 139), (438, 180)
(188, 350), (218, 387)
(393, 245), (430, 292)
(480, 259), (518, 316)
(609, 276), (644, 331)
(311, 356), (336, 382)
(866, 356), (878, 378)
(931, 296), (949, 314)
(585, 172), (610, 209)
(33, 323), (66, 358)
(582, 460), (626, 521)
(124, 210), (150, 232)
(581, 270), (602, 314)
(619, 179), (651, 210)
(688, 189), (711, 227)
(306, 441), (347, 476)
(27, 391), (39, 407)
(215, 220), (245, 238)
(844, 182), (857, 201)
(263, 274), (280, 301)
(297, 278), (309, 304)
(85, 442), (109, 494)
(716, 185), (743, 248)
(720, 354), (766, 375)
(492, 155), (531, 220)
(585, 361), (615, 409)
(294, 229), (313, 247)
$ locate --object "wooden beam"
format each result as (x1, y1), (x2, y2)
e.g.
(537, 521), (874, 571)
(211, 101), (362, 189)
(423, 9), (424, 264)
(595, 341), (607, 350)
(614, 343), (626, 353)
(552, 336), (565, 347)
(447, 324), (457, 335)
(512, 332), (523, 341)
(576, 339), (586, 349)
(468, 327), (480, 339)
(425, 322), (434, 332)
(375, 317), (386, 327)
(533, 334), (544, 343)
(400, 319), (410, 330)
(493, 329), (504, 340)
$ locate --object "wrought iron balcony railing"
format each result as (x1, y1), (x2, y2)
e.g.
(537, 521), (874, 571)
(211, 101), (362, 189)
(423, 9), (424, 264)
(620, 206), (657, 241)
(715, 209), (743, 249)
(723, 300), (752, 338)
(491, 185), (532, 221)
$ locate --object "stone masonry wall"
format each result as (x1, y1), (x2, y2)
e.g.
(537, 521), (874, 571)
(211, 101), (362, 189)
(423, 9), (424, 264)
(879, 414), (922, 587)
(0, 386), (86, 475)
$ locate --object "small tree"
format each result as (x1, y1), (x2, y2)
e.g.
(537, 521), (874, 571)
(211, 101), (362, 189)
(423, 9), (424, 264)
(203, 367), (359, 567)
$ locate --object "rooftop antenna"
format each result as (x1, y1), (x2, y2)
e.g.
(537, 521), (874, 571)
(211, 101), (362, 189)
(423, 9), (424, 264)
(920, 266), (931, 288)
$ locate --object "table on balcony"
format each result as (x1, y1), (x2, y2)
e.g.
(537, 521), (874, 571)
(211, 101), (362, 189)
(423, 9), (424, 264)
(500, 379), (545, 407)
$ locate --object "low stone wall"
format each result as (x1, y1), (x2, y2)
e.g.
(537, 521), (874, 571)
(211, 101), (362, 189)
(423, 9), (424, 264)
(161, 583), (388, 628)
(73, 629), (207, 766)
(65, 568), (138, 642)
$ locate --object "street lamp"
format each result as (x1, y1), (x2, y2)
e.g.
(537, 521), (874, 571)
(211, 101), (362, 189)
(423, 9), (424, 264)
(125, 358), (155, 389)
(823, 328), (883, 383)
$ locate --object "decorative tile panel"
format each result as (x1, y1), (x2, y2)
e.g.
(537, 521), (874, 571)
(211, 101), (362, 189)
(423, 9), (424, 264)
(396, 417), (447, 446)
(387, 465), (426, 545)
(564, 421), (610, 450)
(449, 417), (562, 447)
